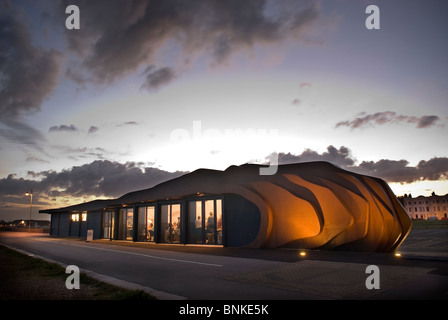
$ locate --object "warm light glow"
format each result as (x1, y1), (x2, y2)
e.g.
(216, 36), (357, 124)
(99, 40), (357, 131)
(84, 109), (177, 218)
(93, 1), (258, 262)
(299, 251), (307, 257)
(394, 253), (402, 257)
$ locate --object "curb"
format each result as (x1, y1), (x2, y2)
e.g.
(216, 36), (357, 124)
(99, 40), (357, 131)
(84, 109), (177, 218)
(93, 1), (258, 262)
(0, 243), (187, 300)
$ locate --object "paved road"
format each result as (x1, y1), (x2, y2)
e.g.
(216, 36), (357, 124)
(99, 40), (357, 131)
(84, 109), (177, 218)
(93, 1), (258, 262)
(1, 231), (447, 300)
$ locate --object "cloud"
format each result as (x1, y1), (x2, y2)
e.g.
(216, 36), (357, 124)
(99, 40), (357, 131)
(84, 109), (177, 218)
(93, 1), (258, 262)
(0, 120), (46, 146)
(141, 66), (177, 91)
(0, 160), (187, 201)
(291, 98), (301, 106)
(276, 146), (448, 184)
(277, 145), (355, 168)
(59, 0), (321, 90)
(88, 126), (99, 134)
(0, 3), (61, 146)
(49, 124), (79, 133)
(335, 111), (441, 129)
(299, 82), (311, 88)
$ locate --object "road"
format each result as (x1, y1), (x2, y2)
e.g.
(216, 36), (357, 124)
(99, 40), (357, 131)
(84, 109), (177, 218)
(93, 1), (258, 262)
(1, 231), (447, 300)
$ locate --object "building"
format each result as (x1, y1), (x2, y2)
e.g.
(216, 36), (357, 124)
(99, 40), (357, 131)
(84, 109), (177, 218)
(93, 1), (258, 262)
(399, 192), (448, 220)
(39, 162), (411, 253)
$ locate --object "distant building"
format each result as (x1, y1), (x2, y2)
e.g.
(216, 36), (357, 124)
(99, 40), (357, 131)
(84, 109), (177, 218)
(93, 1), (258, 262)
(399, 192), (448, 220)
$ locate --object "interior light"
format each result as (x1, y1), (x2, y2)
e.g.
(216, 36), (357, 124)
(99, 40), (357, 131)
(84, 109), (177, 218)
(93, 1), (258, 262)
(394, 253), (402, 257)
(299, 251), (306, 257)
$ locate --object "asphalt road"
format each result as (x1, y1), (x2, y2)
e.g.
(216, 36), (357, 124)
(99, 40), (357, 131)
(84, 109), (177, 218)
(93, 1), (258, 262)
(1, 231), (447, 300)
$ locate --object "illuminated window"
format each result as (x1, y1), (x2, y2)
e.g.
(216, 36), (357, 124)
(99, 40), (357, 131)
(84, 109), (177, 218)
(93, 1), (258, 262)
(71, 214), (79, 222)
(161, 204), (181, 244)
(187, 198), (223, 245)
(138, 206), (155, 241)
(81, 213), (87, 221)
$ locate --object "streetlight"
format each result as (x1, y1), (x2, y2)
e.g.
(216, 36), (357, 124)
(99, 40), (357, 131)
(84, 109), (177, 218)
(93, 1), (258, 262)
(25, 191), (33, 232)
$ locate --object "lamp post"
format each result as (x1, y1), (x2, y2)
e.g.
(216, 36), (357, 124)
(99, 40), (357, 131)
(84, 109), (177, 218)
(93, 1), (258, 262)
(25, 191), (33, 232)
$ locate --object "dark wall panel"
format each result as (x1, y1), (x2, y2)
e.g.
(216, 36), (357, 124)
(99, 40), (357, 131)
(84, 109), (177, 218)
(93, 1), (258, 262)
(223, 194), (260, 247)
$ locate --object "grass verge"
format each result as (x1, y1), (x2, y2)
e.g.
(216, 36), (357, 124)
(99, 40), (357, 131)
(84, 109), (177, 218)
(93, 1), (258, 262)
(0, 244), (157, 300)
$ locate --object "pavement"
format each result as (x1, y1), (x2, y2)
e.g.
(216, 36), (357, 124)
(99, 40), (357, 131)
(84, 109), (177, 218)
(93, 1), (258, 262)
(0, 228), (447, 301)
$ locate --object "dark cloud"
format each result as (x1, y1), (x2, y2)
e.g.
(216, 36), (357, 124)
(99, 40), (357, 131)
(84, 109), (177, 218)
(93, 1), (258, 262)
(0, 120), (46, 146)
(0, 3), (61, 146)
(276, 146), (448, 184)
(49, 124), (79, 133)
(0, 160), (187, 200)
(59, 0), (321, 90)
(88, 126), (99, 134)
(277, 145), (355, 168)
(141, 66), (177, 91)
(335, 111), (441, 129)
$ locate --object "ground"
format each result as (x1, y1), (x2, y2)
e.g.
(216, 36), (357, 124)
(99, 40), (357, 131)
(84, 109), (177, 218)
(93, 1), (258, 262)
(0, 244), (155, 300)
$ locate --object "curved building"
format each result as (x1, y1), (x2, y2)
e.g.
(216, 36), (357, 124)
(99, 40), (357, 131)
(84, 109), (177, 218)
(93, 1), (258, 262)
(40, 162), (411, 252)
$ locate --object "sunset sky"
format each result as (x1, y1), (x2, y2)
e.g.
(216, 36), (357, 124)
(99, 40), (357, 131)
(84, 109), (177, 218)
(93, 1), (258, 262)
(1, 0), (447, 221)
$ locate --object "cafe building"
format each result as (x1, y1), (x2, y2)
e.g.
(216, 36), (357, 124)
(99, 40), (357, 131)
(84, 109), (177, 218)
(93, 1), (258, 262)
(40, 162), (411, 252)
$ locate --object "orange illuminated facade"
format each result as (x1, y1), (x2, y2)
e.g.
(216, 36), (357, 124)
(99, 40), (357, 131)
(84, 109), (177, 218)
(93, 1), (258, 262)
(40, 162), (412, 252)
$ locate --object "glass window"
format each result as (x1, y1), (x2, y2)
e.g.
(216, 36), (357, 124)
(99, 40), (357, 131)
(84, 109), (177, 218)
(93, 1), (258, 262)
(205, 200), (215, 244)
(126, 209), (133, 240)
(102, 211), (112, 239)
(81, 213), (87, 221)
(71, 214), (79, 222)
(119, 208), (134, 240)
(138, 207), (146, 241)
(216, 199), (222, 245)
(138, 206), (155, 242)
(187, 198), (222, 245)
(160, 204), (181, 244)
(188, 201), (202, 244)
(147, 206), (155, 241)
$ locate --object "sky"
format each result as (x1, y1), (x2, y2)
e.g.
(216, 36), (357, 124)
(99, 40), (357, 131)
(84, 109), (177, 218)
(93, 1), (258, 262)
(1, 0), (447, 221)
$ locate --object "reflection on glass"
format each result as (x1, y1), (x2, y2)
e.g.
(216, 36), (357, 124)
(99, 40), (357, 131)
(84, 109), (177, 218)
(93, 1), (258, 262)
(161, 205), (169, 243)
(138, 207), (146, 241)
(126, 209), (133, 240)
(102, 211), (112, 239)
(171, 204), (181, 244)
(217, 199), (222, 245)
(188, 201), (202, 244)
(119, 208), (133, 240)
(147, 206), (155, 242)
(205, 200), (215, 244)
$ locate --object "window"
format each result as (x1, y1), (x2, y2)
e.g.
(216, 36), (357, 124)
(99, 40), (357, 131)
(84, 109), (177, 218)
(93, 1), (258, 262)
(138, 206), (155, 241)
(71, 213), (79, 222)
(81, 213), (87, 221)
(188, 201), (202, 244)
(102, 211), (113, 239)
(118, 208), (134, 240)
(160, 204), (181, 243)
(188, 198), (223, 245)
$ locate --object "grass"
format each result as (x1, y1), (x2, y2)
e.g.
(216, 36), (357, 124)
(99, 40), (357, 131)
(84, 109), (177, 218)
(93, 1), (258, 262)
(0, 244), (157, 300)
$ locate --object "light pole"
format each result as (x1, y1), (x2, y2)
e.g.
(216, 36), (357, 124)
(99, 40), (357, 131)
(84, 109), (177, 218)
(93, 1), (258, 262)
(25, 191), (33, 232)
